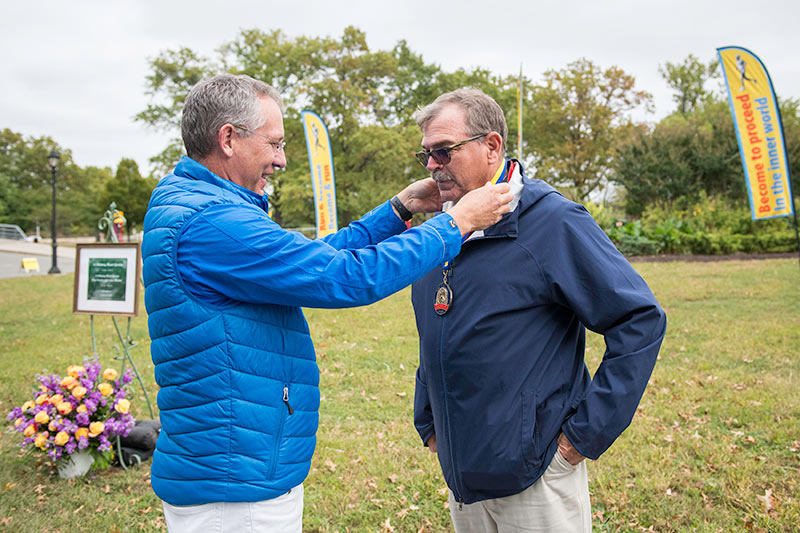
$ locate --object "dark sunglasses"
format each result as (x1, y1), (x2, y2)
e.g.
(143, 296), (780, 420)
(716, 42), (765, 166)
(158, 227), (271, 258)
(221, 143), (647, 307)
(415, 133), (488, 167)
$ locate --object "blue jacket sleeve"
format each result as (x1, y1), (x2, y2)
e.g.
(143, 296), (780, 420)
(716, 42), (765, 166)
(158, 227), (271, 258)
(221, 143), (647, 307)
(319, 201), (408, 250)
(545, 203), (667, 460)
(177, 201), (461, 309)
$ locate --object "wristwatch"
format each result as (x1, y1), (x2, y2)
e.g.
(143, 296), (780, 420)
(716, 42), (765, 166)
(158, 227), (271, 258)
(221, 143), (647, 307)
(390, 195), (413, 222)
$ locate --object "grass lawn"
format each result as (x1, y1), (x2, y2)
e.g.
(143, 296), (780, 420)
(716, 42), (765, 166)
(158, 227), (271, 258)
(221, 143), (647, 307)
(0, 258), (798, 532)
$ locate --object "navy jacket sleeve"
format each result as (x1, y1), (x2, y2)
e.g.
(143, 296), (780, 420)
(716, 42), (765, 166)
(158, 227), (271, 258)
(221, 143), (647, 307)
(544, 203), (667, 460)
(177, 200), (461, 309)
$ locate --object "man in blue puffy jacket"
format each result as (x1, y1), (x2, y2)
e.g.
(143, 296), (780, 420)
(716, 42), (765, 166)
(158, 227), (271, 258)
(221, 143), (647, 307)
(142, 74), (513, 532)
(411, 88), (667, 532)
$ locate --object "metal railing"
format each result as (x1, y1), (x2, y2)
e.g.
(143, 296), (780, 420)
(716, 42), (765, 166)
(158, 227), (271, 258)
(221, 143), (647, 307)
(0, 224), (26, 240)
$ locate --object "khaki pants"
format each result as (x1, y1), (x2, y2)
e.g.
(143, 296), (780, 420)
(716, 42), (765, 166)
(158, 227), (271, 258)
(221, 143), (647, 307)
(449, 452), (591, 532)
(162, 484), (303, 533)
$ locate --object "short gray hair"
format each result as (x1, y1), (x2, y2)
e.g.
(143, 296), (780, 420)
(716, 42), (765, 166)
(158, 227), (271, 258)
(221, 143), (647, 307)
(414, 88), (508, 154)
(181, 74), (283, 160)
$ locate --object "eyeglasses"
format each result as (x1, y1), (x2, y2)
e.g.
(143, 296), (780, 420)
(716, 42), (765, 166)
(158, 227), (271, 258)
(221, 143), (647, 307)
(233, 124), (286, 152)
(415, 133), (488, 167)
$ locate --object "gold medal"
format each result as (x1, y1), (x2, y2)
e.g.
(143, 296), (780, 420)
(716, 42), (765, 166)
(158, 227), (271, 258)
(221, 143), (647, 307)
(434, 282), (452, 315)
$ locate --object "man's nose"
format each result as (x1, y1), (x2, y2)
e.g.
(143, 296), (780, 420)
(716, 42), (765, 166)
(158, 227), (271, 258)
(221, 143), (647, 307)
(274, 149), (287, 170)
(425, 155), (442, 172)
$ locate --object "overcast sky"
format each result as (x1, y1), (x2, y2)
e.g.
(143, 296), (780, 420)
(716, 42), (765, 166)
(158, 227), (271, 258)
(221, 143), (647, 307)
(3, 0), (799, 175)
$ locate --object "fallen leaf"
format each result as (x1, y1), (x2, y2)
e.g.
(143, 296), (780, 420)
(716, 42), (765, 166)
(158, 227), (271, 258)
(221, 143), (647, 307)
(395, 392), (407, 398)
(388, 473), (398, 483)
(323, 459), (336, 472)
(382, 516), (395, 532)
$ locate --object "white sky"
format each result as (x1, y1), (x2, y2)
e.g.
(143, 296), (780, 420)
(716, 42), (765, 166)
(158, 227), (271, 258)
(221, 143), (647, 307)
(2, 0), (798, 175)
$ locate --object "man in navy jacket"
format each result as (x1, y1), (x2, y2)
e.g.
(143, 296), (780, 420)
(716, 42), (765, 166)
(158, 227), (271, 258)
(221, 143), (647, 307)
(411, 88), (666, 532)
(142, 75), (513, 532)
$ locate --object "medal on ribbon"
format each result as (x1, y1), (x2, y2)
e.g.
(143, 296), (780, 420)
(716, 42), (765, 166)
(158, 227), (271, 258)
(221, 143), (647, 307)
(434, 160), (514, 316)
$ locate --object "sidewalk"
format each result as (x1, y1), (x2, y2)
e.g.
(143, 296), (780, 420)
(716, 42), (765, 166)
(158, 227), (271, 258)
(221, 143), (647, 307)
(0, 238), (77, 258)
(0, 239), (76, 278)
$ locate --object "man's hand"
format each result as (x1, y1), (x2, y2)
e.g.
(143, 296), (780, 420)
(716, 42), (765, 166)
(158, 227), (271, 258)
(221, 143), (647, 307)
(557, 432), (585, 466)
(395, 178), (443, 216)
(447, 182), (513, 237)
(426, 434), (437, 453)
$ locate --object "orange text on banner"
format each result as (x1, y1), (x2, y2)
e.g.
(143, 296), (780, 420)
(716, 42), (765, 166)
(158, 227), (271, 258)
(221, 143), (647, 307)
(717, 46), (793, 220)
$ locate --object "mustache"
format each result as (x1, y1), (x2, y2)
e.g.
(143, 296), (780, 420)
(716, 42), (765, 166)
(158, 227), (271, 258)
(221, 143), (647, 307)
(432, 170), (453, 183)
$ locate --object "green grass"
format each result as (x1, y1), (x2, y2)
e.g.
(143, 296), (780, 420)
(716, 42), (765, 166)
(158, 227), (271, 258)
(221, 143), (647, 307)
(1, 259), (798, 532)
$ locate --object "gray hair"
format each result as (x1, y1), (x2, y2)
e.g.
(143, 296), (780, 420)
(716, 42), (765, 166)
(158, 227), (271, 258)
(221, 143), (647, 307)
(414, 88), (508, 154)
(181, 74), (283, 160)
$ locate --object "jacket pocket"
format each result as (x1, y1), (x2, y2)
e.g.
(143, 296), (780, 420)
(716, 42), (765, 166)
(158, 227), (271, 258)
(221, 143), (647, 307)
(521, 390), (539, 470)
(267, 384), (292, 481)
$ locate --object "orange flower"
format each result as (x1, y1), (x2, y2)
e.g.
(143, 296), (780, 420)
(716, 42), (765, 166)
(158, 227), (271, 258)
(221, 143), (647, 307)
(75, 428), (89, 440)
(54, 431), (70, 446)
(34, 411), (49, 425)
(57, 402), (73, 415)
(88, 421), (105, 437)
(21, 400), (35, 411)
(61, 376), (77, 390)
(49, 394), (64, 405)
(114, 399), (130, 415)
(71, 386), (87, 400)
(67, 365), (85, 378)
(23, 424), (36, 438)
(14, 417), (24, 427)
(35, 432), (49, 449)
(48, 420), (59, 432)
(76, 404), (87, 413)
(35, 394), (49, 406)
(103, 368), (118, 381)
(98, 383), (113, 396)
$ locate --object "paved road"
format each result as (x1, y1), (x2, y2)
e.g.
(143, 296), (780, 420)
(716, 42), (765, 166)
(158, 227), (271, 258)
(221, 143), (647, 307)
(0, 239), (76, 278)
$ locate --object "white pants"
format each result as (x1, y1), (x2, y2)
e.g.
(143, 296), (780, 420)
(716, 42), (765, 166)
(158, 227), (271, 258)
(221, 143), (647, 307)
(162, 484), (303, 533)
(449, 452), (591, 532)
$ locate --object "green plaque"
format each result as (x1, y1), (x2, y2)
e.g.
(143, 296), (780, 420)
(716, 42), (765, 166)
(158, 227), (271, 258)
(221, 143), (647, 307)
(87, 258), (128, 301)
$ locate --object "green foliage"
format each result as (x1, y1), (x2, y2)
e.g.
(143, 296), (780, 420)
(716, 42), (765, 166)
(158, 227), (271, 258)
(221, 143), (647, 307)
(528, 58), (653, 201)
(98, 158), (158, 234)
(658, 54), (719, 115)
(603, 193), (798, 255)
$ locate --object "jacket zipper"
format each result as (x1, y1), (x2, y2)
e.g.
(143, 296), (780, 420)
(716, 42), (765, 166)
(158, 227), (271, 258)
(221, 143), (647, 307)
(438, 262), (465, 508)
(268, 385), (293, 480)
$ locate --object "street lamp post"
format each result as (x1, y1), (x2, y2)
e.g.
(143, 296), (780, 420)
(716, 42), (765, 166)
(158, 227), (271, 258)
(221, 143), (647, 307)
(47, 150), (61, 274)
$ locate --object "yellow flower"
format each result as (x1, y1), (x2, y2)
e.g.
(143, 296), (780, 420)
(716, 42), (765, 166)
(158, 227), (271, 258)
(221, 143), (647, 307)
(23, 424), (36, 438)
(48, 420), (59, 432)
(67, 365), (85, 378)
(98, 383), (113, 396)
(15, 417), (24, 427)
(54, 431), (69, 446)
(76, 404), (87, 413)
(75, 428), (89, 440)
(35, 432), (49, 449)
(114, 399), (130, 415)
(88, 421), (104, 437)
(60, 376), (77, 390)
(35, 394), (49, 406)
(34, 411), (50, 425)
(57, 402), (73, 415)
(49, 394), (64, 405)
(21, 400), (35, 411)
(72, 386), (87, 400)
(103, 368), (118, 381)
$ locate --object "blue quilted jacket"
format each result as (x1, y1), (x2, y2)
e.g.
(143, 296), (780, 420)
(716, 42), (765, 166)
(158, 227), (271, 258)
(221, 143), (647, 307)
(143, 157), (461, 506)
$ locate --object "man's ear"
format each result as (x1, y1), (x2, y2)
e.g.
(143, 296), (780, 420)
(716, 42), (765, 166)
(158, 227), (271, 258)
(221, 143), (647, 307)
(218, 124), (236, 158)
(485, 132), (504, 164)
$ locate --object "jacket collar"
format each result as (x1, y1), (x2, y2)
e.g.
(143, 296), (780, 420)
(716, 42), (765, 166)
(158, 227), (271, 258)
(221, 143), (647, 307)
(174, 156), (270, 212)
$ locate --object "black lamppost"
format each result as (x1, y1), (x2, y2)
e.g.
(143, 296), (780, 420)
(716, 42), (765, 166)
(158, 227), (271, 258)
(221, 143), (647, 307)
(47, 150), (61, 274)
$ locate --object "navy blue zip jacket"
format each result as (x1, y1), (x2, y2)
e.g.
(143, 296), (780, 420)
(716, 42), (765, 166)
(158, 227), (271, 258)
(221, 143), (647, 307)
(412, 170), (666, 505)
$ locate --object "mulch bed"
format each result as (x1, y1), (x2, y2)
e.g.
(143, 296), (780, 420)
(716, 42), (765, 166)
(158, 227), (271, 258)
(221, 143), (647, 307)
(629, 252), (799, 263)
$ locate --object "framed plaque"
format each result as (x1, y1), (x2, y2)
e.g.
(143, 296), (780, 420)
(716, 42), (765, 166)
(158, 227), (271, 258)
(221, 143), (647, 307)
(73, 243), (141, 316)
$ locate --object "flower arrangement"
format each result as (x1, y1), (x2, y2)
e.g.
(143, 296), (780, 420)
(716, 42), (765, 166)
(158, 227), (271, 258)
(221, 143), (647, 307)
(6, 359), (136, 472)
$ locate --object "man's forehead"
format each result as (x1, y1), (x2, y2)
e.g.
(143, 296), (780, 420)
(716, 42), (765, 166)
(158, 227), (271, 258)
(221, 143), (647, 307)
(421, 105), (468, 147)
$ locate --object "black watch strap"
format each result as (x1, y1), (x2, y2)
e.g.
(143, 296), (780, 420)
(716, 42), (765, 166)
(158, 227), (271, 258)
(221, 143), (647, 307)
(391, 195), (413, 222)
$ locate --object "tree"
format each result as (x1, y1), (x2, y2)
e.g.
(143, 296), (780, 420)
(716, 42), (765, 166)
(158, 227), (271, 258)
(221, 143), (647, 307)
(659, 54), (719, 115)
(526, 59), (653, 201)
(98, 158), (157, 235)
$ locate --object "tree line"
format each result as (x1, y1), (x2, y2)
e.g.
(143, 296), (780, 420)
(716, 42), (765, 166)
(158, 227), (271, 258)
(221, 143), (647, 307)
(2, 27), (798, 237)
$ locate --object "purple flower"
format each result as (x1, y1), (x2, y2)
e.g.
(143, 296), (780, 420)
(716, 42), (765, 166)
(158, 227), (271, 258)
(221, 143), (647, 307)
(76, 412), (90, 426)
